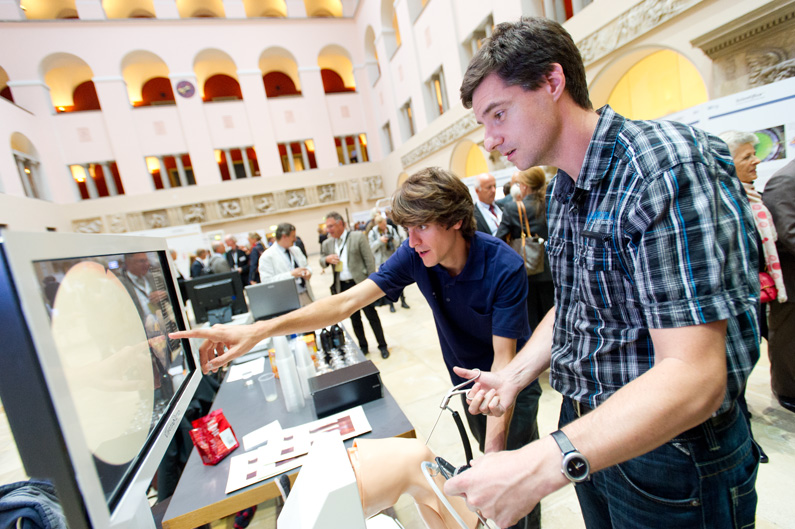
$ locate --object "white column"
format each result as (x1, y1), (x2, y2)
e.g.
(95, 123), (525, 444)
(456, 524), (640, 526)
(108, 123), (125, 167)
(340, 137), (350, 164)
(543, 0), (555, 20)
(241, 148), (253, 178)
(153, 0), (179, 18)
(75, 0), (106, 19)
(225, 148), (236, 179)
(82, 164), (99, 199)
(237, 69), (283, 176)
(15, 156), (33, 198)
(354, 135), (363, 163)
(285, 0), (306, 17)
(157, 157), (170, 189)
(175, 155), (187, 186)
(101, 162), (118, 195)
(0, 0), (25, 20)
(299, 141), (309, 170)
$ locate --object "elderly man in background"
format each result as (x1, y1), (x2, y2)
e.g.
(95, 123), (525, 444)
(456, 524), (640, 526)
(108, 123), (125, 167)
(321, 211), (390, 359)
(473, 173), (502, 236)
(207, 242), (232, 274)
(259, 222), (315, 307)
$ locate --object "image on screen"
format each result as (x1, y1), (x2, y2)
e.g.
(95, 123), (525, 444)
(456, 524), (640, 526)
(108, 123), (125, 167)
(33, 250), (191, 509)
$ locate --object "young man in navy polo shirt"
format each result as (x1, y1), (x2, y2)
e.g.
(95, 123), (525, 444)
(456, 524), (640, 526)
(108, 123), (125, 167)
(173, 167), (543, 529)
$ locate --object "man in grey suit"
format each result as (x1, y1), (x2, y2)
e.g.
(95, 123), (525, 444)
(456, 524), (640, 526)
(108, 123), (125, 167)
(320, 211), (389, 358)
(207, 242), (232, 274)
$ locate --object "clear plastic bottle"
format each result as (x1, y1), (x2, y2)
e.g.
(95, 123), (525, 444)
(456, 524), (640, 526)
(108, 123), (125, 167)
(273, 336), (305, 412)
(292, 336), (315, 400)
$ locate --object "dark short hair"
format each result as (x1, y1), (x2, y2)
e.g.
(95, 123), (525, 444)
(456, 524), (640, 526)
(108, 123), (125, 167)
(460, 16), (592, 111)
(325, 211), (344, 225)
(390, 167), (475, 239)
(275, 222), (296, 240)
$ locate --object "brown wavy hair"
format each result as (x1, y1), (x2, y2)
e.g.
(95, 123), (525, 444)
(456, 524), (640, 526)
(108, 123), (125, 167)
(390, 167), (476, 239)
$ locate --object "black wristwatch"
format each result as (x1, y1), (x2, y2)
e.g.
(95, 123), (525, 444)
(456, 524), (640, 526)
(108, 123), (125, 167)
(551, 430), (590, 482)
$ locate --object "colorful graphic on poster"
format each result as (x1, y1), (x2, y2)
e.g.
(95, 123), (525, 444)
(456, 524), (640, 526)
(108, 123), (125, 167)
(754, 126), (786, 162)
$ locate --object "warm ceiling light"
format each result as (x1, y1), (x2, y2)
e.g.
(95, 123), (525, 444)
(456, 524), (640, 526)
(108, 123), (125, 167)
(24, 167), (31, 174)
(57, 106), (65, 112)
(359, 134), (367, 146)
(305, 139), (315, 151)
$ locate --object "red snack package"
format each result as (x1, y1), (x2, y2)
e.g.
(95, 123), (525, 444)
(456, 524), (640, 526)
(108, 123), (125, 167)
(189, 409), (239, 465)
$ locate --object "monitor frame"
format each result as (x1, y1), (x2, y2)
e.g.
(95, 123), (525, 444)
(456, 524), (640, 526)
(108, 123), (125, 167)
(0, 230), (202, 529)
(184, 271), (248, 325)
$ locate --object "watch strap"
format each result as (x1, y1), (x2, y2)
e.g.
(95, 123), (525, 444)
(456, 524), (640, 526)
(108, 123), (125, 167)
(551, 429), (576, 455)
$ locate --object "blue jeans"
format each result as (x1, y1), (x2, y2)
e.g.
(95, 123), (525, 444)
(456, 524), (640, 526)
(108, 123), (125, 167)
(560, 397), (759, 529)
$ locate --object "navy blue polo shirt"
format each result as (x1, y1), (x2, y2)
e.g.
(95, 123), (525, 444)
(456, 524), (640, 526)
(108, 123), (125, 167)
(370, 231), (530, 384)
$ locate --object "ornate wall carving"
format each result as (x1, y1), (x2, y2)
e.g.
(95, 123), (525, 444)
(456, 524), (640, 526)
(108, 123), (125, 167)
(219, 198), (243, 217)
(285, 189), (308, 208)
(692, 0), (795, 97)
(254, 193), (276, 213)
(73, 218), (103, 233)
(107, 213), (127, 233)
(401, 112), (479, 167)
(576, 0), (699, 66)
(68, 178), (370, 233)
(349, 179), (361, 202)
(144, 209), (170, 229)
(363, 175), (384, 199)
(182, 204), (207, 224)
(317, 183), (337, 202)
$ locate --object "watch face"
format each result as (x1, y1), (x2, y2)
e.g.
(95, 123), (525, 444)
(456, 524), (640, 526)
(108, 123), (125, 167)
(563, 452), (590, 482)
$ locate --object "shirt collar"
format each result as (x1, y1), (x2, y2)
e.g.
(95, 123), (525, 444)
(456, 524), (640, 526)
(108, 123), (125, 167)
(553, 105), (625, 204)
(435, 233), (484, 282)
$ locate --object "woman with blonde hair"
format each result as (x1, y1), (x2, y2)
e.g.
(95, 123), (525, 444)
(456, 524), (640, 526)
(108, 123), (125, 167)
(496, 166), (554, 331)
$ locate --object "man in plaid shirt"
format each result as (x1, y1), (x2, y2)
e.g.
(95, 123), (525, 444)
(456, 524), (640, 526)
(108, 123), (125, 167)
(446, 16), (761, 529)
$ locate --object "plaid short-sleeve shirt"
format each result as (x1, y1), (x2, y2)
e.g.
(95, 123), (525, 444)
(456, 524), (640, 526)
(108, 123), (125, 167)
(547, 106), (760, 414)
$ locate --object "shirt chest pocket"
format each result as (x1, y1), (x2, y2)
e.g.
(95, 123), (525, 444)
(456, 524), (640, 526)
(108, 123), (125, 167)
(575, 239), (633, 308)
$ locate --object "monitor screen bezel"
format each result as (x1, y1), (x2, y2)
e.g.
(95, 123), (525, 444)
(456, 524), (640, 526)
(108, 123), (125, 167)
(184, 271), (248, 324)
(0, 230), (202, 528)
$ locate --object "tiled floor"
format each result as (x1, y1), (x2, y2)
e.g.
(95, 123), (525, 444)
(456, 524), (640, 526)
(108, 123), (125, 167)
(1, 266), (793, 528)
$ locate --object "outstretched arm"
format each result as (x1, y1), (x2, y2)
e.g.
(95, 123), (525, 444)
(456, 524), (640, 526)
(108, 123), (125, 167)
(170, 279), (384, 373)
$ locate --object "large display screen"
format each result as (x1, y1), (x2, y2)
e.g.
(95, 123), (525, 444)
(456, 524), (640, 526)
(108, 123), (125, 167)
(32, 250), (191, 509)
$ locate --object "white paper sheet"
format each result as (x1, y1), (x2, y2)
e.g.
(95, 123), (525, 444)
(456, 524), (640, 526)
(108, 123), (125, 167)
(226, 357), (266, 382)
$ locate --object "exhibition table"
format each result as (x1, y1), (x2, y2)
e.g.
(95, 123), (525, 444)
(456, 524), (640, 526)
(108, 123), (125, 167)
(161, 359), (415, 529)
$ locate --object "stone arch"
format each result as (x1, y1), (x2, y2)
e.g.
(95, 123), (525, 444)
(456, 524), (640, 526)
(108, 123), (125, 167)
(304, 0), (342, 17)
(318, 44), (355, 93)
(103, 0), (155, 18)
(193, 48), (239, 100)
(121, 50), (171, 106)
(589, 46), (708, 120)
(21, 0), (77, 19)
(363, 25), (380, 85)
(177, 0), (225, 18)
(243, 0), (286, 17)
(450, 139), (487, 178)
(40, 52), (96, 112)
(259, 47), (301, 96)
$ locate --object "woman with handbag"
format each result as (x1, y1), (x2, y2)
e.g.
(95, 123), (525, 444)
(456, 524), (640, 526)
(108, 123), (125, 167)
(496, 166), (554, 332)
